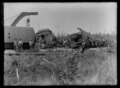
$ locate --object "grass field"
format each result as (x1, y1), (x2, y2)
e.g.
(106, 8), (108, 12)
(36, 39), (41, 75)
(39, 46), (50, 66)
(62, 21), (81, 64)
(4, 45), (117, 85)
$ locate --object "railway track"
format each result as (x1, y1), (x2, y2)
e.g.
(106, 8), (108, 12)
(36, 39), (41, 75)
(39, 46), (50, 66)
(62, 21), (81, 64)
(4, 49), (46, 56)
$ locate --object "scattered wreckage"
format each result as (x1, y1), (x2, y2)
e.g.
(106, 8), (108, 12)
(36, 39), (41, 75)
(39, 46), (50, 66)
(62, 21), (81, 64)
(35, 27), (112, 51)
(35, 28), (56, 49)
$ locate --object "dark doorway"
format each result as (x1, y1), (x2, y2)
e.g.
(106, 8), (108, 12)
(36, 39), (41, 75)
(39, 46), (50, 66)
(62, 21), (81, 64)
(41, 34), (45, 39)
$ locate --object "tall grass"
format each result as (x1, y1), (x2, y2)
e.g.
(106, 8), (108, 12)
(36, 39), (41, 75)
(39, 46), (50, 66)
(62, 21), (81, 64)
(4, 46), (116, 85)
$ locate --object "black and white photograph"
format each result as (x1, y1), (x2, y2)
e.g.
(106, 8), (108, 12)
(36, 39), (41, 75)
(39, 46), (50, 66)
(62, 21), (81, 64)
(4, 2), (117, 85)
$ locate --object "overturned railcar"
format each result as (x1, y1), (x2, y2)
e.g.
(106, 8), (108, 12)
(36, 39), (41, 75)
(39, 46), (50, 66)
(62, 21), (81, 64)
(67, 33), (83, 48)
(35, 28), (56, 48)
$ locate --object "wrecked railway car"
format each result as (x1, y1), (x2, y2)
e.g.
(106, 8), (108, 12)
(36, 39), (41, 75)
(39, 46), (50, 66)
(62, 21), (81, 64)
(67, 27), (110, 49)
(34, 27), (112, 50)
(35, 28), (56, 48)
(67, 32), (83, 48)
(67, 28), (93, 49)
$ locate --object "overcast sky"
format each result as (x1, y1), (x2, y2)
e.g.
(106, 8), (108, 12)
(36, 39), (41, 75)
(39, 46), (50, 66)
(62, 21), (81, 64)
(4, 3), (117, 35)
